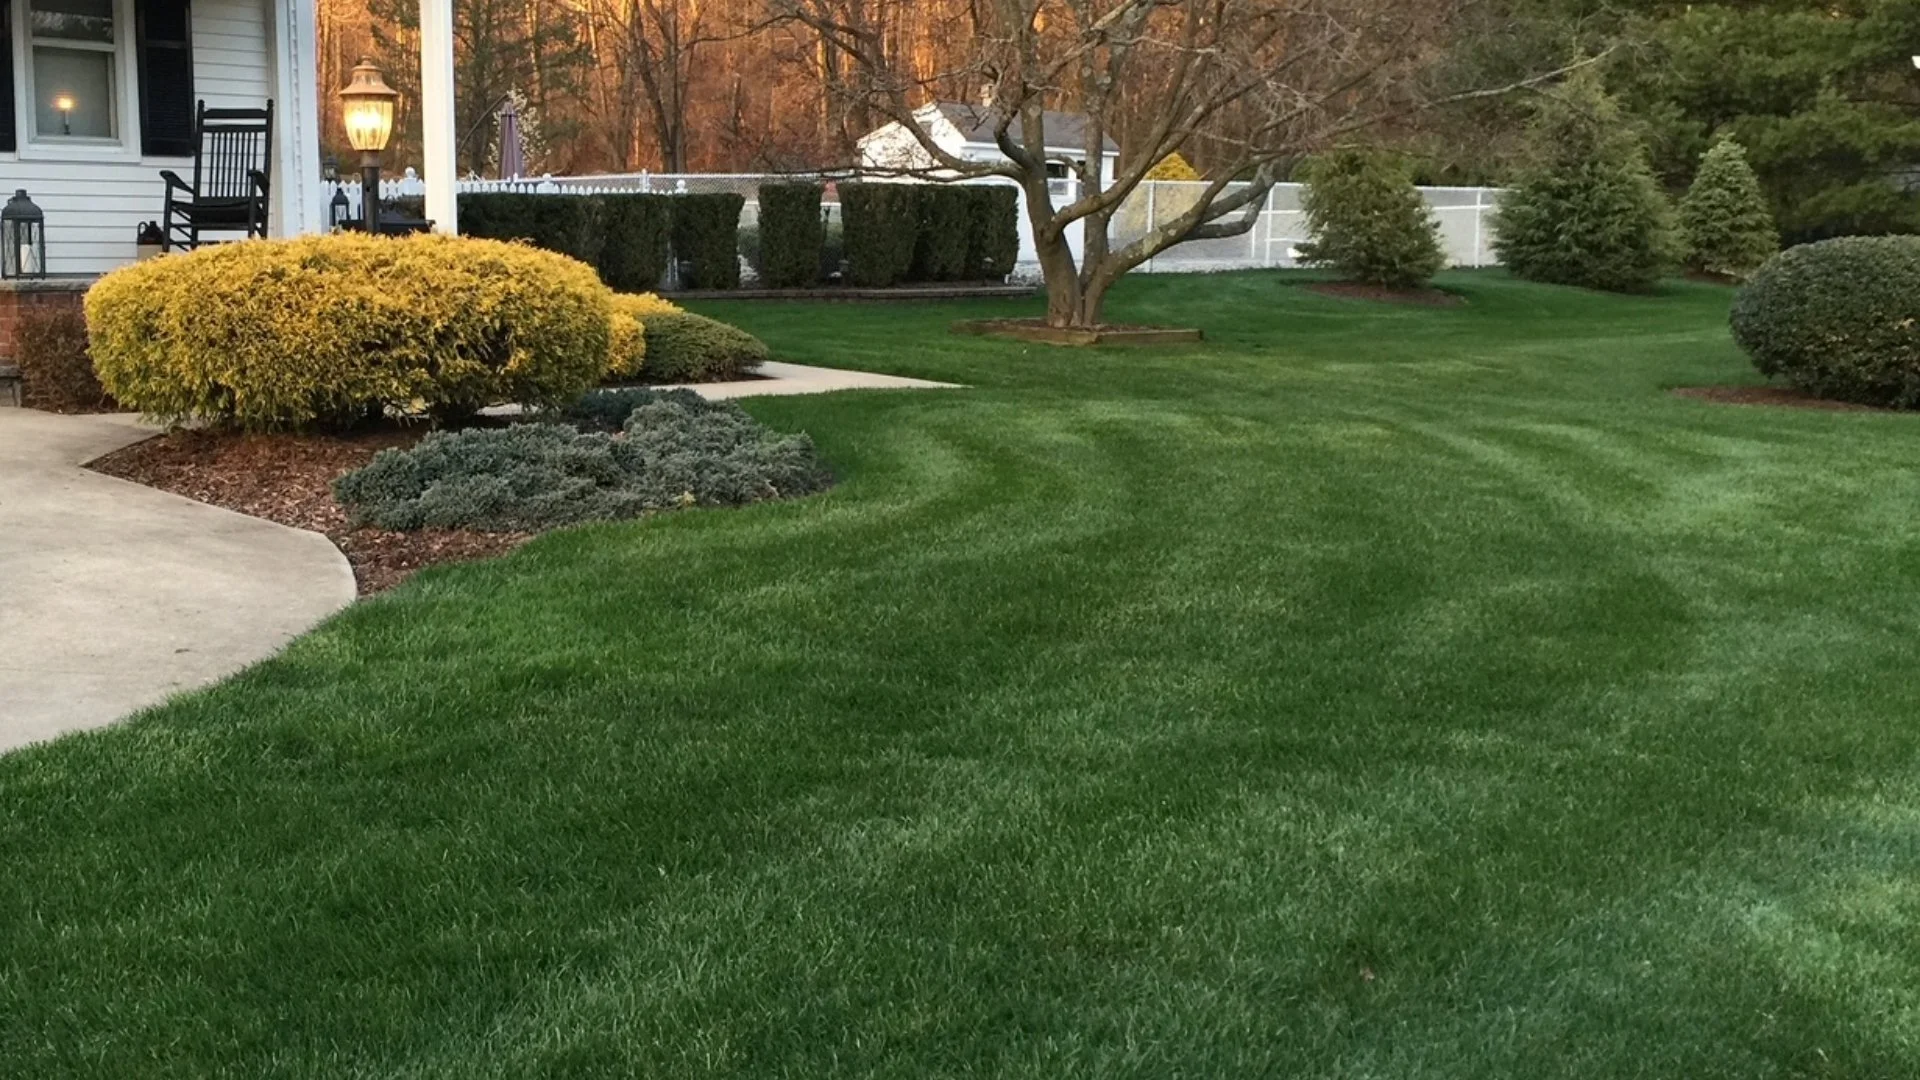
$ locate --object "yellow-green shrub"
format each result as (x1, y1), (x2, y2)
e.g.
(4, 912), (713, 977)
(617, 292), (682, 318)
(603, 293), (686, 380)
(87, 233), (612, 430)
(607, 309), (647, 379)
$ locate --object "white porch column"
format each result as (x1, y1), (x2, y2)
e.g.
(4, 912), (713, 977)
(269, 0), (323, 234)
(419, 0), (459, 232)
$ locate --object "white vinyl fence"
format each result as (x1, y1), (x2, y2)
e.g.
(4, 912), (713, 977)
(331, 170), (1504, 273)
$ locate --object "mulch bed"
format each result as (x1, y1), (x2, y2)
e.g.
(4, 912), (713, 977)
(1305, 282), (1466, 307)
(88, 427), (531, 595)
(1670, 386), (1901, 413)
(951, 318), (1204, 346)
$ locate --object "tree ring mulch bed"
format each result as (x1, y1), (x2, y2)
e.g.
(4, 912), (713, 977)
(1305, 282), (1466, 307)
(951, 318), (1203, 347)
(1670, 386), (1907, 414)
(88, 427), (530, 595)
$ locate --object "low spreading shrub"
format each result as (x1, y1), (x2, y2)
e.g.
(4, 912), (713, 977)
(86, 233), (611, 430)
(539, 386), (703, 432)
(1298, 149), (1445, 289)
(1680, 139), (1778, 281)
(640, 312), (770, 384)
(968, 186), (1020, 280)
(598, 194), (673, 292)
(333, 394), (829, 532)
(672, 193), (745, 289)
(1492, 72), (1679, 293)
(912, 186), (975, 281)
(1729, 236), (1920, 408)
(841, 183), (919, 286)
(759, 183), (825, 288)
(458, 192), (604, 267)
(16, 304), (110, 412)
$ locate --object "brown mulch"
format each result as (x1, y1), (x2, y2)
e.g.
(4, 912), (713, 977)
(1669, 386), (1902, 413)
(87, 427), (531, 595)
(1305, 282), (1466, 307)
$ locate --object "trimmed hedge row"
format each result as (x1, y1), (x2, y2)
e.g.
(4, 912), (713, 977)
(759, 183), (825, 288)
(457, 191), (725, 292)
(671, 193), (745, 289)
(456, 182), (1017, 291)
(840, 182), (1020, 286)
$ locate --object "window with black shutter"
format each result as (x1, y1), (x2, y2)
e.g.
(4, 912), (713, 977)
(0, 0), (15, 153)
(137, 0), (190, 156)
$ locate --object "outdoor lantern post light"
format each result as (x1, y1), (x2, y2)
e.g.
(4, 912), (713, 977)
(1, 189), (46, 280)
(339, 58), (399, 234)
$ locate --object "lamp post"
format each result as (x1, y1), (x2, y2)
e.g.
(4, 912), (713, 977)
(338, 58), (399, 235)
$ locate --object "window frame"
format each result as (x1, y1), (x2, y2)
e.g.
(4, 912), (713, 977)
(10, 0), (141, 160)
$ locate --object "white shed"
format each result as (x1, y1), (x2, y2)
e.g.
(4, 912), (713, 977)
(858, 102), (1119, 188)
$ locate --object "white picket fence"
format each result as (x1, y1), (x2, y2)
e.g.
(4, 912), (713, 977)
(331, 169), (1505, 272)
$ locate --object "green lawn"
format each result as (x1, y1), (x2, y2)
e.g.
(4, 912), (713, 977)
(7, 270), (1920, 1077)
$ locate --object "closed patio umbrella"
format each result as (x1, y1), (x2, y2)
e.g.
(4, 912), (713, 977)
(497, 96), (525, 180)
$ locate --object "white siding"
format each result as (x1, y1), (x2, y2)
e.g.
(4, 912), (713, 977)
(0, 0), (273, 274)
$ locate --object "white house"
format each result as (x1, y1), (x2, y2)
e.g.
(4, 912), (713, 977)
(0, 0), (458, 276)
(858, 102), (1119, 188)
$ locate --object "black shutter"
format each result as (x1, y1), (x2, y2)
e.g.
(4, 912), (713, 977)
(138, 0), (193, 157)
(0, 0), (15, 153)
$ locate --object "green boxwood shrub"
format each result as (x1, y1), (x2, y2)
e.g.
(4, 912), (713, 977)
(1492, 72), (1679, 293)
(967, 186), (1020, 280)
(639, 311), (770, 384)
(333, 395), (830, 532)
(1298, 149), (1445, 288)
(671, 193), (745, 290)
(1729, 236), (1920, 408)
(1680, 140), (1778, 281)
(458, 192), (605, 267)
(759, 183), (825, 288)
(912, 186), (975, 281)
(841, 183), (919, 286)
(598, 194), (673, 292)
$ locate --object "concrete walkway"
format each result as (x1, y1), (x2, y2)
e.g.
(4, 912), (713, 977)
(0, 409), (355, 753)
(677, 361), (961, 400)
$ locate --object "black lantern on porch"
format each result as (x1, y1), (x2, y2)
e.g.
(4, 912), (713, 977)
(2, 189), (46, 280)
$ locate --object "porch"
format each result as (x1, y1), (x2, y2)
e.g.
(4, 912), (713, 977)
(0, 0), (329, 274)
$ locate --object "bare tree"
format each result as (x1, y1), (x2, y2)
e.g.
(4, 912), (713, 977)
(774, 0), (1580, 327)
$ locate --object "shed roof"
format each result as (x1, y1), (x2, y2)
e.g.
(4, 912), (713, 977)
(929, 102), (1120, 154)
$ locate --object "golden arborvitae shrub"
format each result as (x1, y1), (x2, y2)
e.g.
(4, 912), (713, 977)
(86, 233), (614, 430)
(603, 292), (684, 378)
(616, 292), (683, 318)
(1145, 153), (1202, 181)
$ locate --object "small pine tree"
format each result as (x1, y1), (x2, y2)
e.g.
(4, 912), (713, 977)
(1680, 139), (1778, 280)
(1492, 71), (1680, 293)
(1297, 149), (1445, 289)
(1146, 153), (1202, 181)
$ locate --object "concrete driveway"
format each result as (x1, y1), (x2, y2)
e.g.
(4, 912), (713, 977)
(0, 409), (355, 752)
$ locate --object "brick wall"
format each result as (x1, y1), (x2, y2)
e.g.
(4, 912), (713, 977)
(0, 279), (91, 364)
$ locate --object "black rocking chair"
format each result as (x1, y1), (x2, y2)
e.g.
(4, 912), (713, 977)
(160, 100), (274, 251)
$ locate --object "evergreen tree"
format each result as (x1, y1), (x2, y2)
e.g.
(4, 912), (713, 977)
(1679, 139), (1778, 280)
(1493, 71), (1679, 293)
(1298, 149), (1445, 288)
